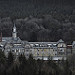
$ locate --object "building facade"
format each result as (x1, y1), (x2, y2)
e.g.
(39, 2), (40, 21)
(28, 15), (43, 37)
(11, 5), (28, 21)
(0, 24), (73, 60)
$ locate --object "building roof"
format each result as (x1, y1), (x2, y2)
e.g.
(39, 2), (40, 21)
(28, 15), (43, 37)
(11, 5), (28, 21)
(72, 41), (75, 45)
(57, 39), (64, 43)
(30, 42), (57, 44)
(2, 37), (12, 42)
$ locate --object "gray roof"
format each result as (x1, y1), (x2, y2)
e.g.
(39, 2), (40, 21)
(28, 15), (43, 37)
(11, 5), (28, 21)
(2, 37), (12, 42)
(72, 41), (75, 46)
(29, 42), (57, 44)
(2, 37), (22, 43)
(57, 39), (64, 43)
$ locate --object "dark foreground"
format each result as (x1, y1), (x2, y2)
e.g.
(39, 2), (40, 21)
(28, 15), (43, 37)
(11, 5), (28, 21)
(0, 50), (74, 75)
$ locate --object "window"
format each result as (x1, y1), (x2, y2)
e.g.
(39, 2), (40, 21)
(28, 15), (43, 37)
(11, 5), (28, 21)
(19, 49), (20, 52)
(37, 53), (39, 55)
(35, 44), (39, 47)
(26, 54), (29, 56)
(12, 50), (14, 52)
(60, 44), (63, 47)
(15, 50), (16, 52)
(38, 50), (39, 51)
(40, 45), (42, 47)
(16, 49), (18, 52)
(30, 44), (34, 47)
(55, 54), (57, 55)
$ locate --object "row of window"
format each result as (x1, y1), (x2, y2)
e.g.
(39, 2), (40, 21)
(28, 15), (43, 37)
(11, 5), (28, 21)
(30, 44), (57, 47)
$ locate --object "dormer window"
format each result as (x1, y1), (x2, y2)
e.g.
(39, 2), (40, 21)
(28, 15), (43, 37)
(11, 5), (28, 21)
(40, 45), (42, 47)
(48, 45), (50, 47)
(35, 44), (39, 47)
(30, 44), (34, 47)
(47, 44), (51, 47)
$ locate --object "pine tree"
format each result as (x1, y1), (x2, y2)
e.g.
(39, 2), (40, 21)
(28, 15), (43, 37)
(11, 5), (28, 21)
(7, 51), (14, 66)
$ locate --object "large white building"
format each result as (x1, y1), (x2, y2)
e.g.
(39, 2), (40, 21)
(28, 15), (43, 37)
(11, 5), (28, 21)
(0, 24), (69, 60)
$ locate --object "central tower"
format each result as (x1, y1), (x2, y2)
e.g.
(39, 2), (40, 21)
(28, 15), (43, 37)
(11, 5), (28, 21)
(12, 24), (17, 39)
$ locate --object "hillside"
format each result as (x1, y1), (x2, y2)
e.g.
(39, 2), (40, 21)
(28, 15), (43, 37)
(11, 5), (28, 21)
(0, 0), (75, 18)
(0, 0), (75, 44)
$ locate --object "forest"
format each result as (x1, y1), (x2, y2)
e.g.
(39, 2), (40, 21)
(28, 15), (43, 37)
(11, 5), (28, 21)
(0, 14), (75, 44)
(0, 50), (75, 75)
(0, 0), (75, 44)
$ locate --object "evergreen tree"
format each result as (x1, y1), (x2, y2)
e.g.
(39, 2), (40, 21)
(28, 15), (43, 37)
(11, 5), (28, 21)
(0, 50), (6, 64)
(7, 51), (14, 66)
(0, 50), (6, 75)
(28, 54), (37, 75)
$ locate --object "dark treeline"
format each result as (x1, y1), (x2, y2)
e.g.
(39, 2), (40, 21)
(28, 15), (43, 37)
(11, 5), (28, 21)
(0, 15), (75, 44)
(0, 50), (75, 75)
(0, 0), (75, 4)
(0, 0), (75, 44)
(0, 0), (75, 18)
